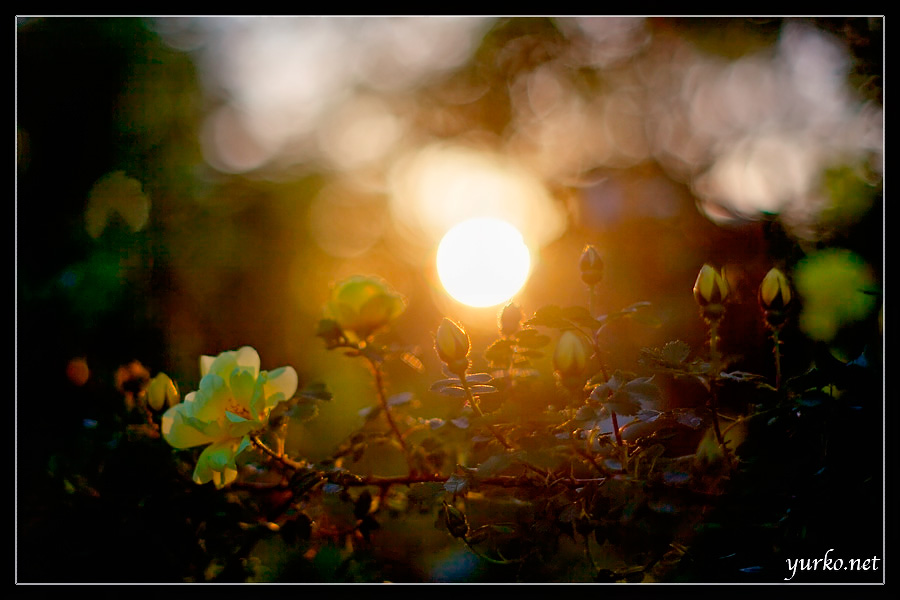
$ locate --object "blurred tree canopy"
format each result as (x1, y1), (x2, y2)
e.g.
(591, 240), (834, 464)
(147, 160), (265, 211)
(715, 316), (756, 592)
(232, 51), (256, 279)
(16, 16), (883, 583)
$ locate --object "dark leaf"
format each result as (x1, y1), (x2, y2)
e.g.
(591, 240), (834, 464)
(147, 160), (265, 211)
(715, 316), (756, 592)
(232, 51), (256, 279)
(561, 305), (601, 328)
(661, 340), (691, 364)
(451, 417), (470, 429)
(316, 319), (343, 340)
(443, 502), (469, 538)
(466, 373), (493, 383)
(484, 339), (514, 365)
(287, 400), (320, 422)
(475, 453), (514, 477)
(444, 474), (469, 494)
(605, 390), (642, 416)
(354, 490), (373, 519)
(468, 384), (498, 395)
(430, 378), (462, 391)
(299, 381), (333, 402)
(514, 328), (552, 349)
(525, 305), (568, 329)
(622, 376), (662, 405)
(438, 387), (467, 398)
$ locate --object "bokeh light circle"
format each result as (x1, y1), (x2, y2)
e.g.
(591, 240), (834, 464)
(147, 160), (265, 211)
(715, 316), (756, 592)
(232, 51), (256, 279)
(436, 218), (531, 308)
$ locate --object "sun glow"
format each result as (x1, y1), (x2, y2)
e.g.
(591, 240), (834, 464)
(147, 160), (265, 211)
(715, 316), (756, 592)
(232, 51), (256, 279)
(436, 218), (531, 308)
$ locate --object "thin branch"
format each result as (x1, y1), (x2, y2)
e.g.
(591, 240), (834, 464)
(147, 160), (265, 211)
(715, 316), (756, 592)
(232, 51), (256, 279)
(250, 434), (306, 471)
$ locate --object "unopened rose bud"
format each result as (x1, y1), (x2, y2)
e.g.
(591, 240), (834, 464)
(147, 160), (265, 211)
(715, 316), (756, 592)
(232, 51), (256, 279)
(554, 330), (592, 381)
(693, 264), (729, 320)
(579, 245), (604, 286)
(499, 302), (523, 337)
(147, 372), (180, 411)
(435, 318), (470, 375)
(759, 267), (792, 327)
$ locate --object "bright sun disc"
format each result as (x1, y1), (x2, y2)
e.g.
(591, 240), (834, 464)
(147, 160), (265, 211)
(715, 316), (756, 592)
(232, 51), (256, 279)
(436, 218), (531, 308)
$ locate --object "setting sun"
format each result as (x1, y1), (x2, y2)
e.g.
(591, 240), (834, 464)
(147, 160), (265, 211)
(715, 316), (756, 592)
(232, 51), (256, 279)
(436, 218), (531, 308)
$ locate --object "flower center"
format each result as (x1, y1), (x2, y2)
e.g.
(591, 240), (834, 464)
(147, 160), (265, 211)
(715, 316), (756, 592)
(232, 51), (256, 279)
(226, 398), (252, 420)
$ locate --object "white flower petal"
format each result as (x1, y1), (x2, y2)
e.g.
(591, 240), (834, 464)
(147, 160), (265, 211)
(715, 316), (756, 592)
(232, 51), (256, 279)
(162, 403), (214, 449)
(234, 346), (261, 378)
(264, 366), (298, 409)
(200, 355), (216, 377)
(193, 374), (230, 422)
(230, 369), (256, 411)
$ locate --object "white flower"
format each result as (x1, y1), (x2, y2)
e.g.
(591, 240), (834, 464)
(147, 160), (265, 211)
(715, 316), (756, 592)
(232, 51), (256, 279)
(161, 346), (298, 488)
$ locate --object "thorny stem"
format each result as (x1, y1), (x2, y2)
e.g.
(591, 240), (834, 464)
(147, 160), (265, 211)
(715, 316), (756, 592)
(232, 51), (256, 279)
(707, 320), (726, 450)
(591, 330), (624, 452)
(460, 373), (514, 452)
(459, 373), (551, 478)
(589, 283), (600, 320)
(362, 352), (412, 465)
(334, 339), (414, 472)
(772, 326), (783, 390)
(250, 434), (306, 471)
(610, 411), (624, 448)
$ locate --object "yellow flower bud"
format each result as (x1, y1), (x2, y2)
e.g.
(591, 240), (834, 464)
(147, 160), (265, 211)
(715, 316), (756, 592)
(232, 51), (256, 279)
(498, 302), (523, 337)
(553, 330), (592, 378)
(147, 372), (180, 412)
(324, 275), (407, 342)
(759, 267), (792, 327)
(435, 318), (470, 374)
(693, 264), (729, 320)
(759, 268), (792, 310)
(579, 245), (604, 286)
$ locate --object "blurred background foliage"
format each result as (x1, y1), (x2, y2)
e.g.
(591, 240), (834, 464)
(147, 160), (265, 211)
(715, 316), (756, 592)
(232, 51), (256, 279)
(16, 16), (882, 582)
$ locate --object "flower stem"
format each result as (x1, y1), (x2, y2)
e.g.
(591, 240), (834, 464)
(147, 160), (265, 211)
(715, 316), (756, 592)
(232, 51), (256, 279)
(363, 353), (411, 461)
(460, 373), (550, 478)
(250, 434), (306, 471)
(772, 326), (783, 390)
(460, 373), (515, 452)
(610, 411), (624, 448)
(707, 320), (726, 449)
